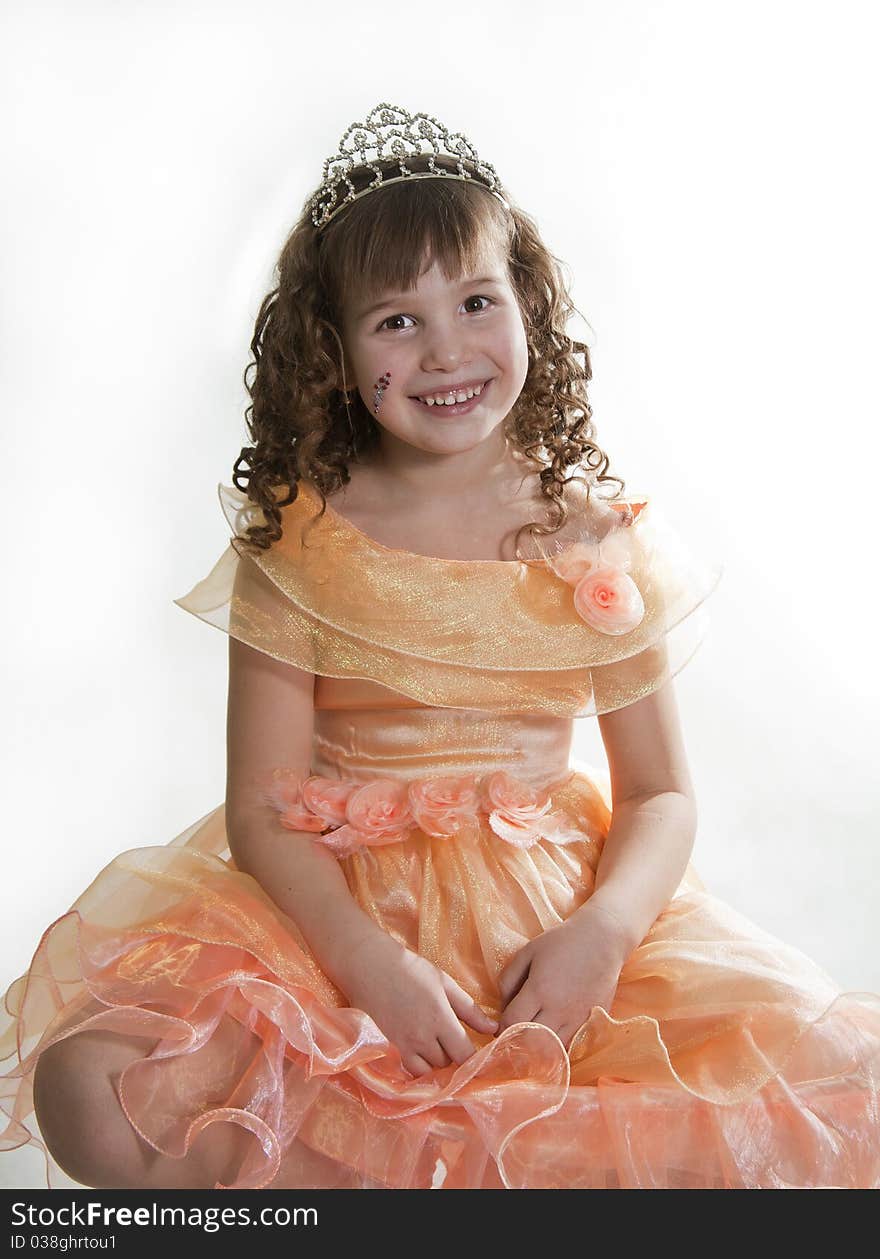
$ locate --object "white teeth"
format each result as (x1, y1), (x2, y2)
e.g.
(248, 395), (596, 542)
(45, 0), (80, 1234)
(417, 381), (486, 406)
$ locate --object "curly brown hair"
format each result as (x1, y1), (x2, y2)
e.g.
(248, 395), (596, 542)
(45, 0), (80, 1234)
(231, 154), (626, 559)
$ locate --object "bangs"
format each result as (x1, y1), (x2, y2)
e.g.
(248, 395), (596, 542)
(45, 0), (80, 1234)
(317, 168), (512, 322)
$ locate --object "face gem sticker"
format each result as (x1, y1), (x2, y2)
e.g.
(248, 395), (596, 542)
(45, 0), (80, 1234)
(373, 370), (391, 414)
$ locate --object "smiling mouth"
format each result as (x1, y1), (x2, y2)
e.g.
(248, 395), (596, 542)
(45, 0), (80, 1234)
(409, 379), (493, 409)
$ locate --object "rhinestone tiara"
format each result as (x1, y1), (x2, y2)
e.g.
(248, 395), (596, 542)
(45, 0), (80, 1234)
(308, 102), (511, 232)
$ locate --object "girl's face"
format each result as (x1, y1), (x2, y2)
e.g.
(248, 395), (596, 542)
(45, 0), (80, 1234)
(339, 239), (529, 458)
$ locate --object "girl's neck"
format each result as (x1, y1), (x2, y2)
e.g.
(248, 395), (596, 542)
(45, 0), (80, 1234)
(355, 427), (535, 505)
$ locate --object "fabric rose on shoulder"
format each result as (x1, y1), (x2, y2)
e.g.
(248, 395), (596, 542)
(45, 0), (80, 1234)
(547, 501), (647, 636)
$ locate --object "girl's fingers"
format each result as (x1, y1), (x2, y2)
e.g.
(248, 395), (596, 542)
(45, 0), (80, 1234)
(496, 952), (531, 1005)
(403, 1052), (437, 1077)
(441, 974), (499, 1033)
(497, 994), (543, 1032)
(417, 1037), (452, 1070)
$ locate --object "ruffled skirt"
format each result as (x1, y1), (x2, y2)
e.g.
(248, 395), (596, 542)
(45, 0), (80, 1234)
(2, 767), (879, 1190)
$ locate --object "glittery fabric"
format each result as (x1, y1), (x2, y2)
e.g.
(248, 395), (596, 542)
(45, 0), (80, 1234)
(170, 480), (724, 717)
(2, 483), (879, 1190)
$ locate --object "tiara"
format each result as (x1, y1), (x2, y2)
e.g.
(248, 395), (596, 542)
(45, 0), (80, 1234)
(308, 102), (510, 232)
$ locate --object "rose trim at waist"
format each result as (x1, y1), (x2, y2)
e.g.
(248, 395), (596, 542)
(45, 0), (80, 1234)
(253, 767), (590, 859)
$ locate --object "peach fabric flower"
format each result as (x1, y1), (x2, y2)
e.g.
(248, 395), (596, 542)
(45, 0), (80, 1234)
(551, 525), (645, 637)
(301, 775), (359, 827)
(335, 778), (414, 847)
(279, 807), (329, 833)
(483, 771), (587, 849)
(482, 770), (559, 849)
(408, 774), (482, 837)
(572, 565), (645, 636)
(259, 768), (587, 857)
(254, 767), (327, 833)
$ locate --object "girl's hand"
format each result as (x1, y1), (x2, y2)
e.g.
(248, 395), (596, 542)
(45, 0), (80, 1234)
(495, 901), (633, 1048)
(338, 929), (499, 1078)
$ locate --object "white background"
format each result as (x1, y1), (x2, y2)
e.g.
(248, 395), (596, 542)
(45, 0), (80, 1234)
(2, 0), (878, 1189)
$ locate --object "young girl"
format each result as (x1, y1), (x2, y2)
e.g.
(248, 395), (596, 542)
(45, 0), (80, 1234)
(3, 101), (879, 1192)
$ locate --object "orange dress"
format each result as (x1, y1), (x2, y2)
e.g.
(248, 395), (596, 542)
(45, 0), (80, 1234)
(2, 480), (879, 1190)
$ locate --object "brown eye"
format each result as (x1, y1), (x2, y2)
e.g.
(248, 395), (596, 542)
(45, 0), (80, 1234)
(378, 313), (415, 332)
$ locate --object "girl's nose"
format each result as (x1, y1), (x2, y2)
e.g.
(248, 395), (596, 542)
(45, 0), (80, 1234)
(420, 331), (472, 374)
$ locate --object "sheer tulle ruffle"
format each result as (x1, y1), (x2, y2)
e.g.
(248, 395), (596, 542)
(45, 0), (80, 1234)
(172, 481), (724, 718)
(3, 768), (879, 1190)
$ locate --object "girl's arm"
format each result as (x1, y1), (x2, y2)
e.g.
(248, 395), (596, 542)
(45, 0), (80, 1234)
(224, 635), (386, 993)
(575, 673), (699, 953)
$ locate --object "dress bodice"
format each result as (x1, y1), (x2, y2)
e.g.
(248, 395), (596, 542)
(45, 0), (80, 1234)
(312, 674), (573, 786)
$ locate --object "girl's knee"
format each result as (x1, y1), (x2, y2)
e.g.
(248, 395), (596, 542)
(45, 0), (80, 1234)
(32, 1028), (158, 1188)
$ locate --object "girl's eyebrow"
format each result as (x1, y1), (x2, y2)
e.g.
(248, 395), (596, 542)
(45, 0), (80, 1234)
(354, 274), (506, 323)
